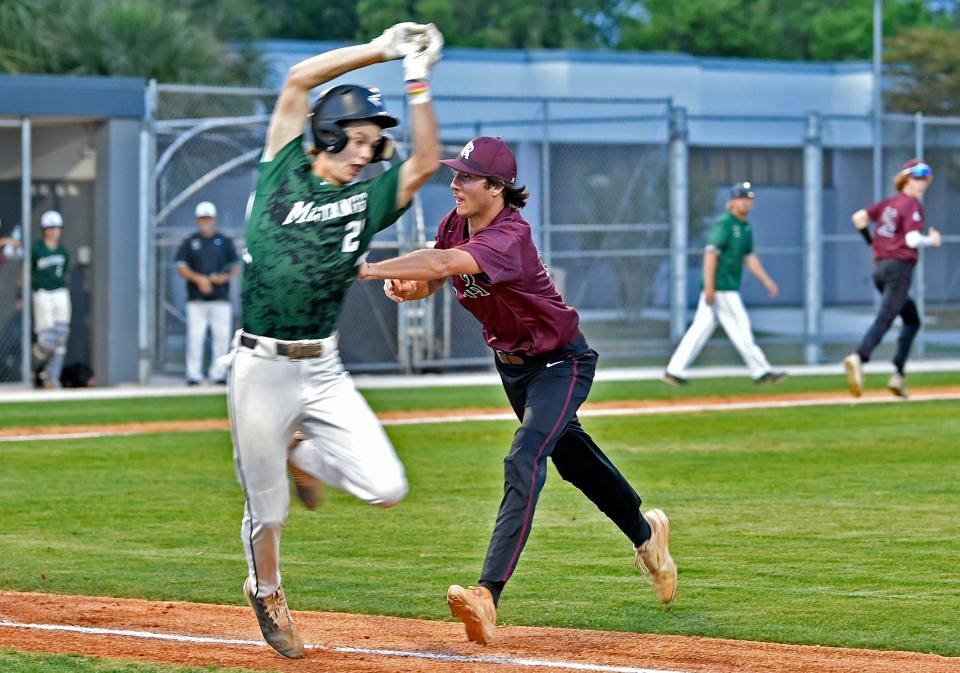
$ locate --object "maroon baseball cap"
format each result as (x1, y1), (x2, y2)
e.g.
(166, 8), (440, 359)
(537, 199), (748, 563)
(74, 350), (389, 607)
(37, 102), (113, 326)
(440, 136), (517, 184)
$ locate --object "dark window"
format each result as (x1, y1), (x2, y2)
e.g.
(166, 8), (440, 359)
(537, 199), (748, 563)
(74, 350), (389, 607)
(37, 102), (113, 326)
(691, 148), (832, 187)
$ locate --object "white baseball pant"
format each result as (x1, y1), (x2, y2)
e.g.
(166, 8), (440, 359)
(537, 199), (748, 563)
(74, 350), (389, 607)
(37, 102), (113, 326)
(33, 287), (71, 333)
(185, 299), (232, 382)
(227, 331), (408, 599)
(33, 288), (71, 386)
(666, 291), (772, 380)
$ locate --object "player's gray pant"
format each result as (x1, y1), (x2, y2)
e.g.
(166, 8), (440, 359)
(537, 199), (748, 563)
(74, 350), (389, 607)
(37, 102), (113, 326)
(666, 291), (773, 380)
(227, 331), (408, 599)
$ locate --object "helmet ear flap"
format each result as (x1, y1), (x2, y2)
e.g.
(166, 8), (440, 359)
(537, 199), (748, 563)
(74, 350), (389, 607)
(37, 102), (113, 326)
(372, 134), (395, 162)
(311, 120), (349, 154)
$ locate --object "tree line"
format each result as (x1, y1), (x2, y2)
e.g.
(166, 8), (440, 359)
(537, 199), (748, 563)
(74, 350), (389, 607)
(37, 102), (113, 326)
(1, 0), (958, 113)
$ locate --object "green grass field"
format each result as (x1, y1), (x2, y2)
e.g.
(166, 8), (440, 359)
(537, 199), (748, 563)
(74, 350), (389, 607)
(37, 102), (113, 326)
(3, 382), (955, 648)
(2, 383), (959, 670)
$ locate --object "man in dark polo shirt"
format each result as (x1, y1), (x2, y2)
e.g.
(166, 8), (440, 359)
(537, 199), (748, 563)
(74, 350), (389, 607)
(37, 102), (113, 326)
(175, 201), (238, 385)
(357, 136), (677, 645)
(845, 159), (942, 398)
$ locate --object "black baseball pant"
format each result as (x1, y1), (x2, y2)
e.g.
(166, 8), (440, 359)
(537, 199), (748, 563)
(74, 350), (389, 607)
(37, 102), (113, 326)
(478, 334), (649, 600)
(856, 258), (921, 374)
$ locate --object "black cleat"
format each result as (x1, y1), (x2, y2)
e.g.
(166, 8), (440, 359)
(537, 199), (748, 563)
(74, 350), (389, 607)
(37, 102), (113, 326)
(754, 371), (787, 385)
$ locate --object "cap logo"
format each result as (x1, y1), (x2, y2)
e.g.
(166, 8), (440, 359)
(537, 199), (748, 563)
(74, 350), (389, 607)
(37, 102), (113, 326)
(460, 141), (475, 160)
(367, 92), (382, 108)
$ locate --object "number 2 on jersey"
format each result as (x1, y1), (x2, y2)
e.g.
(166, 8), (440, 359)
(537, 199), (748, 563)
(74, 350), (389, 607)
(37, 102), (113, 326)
(342, 219), (364, 253)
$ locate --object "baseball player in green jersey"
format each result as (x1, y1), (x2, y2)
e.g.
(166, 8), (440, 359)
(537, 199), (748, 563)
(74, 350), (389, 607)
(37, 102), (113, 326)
(663, 182), (786, 385)
(31, 210), (71, 389)
(229, 23), (442, 659)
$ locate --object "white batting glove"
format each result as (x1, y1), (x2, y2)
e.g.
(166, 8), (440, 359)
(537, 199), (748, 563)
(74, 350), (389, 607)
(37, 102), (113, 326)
(372, 22), (430, 61)
(403, 23), (443, 81)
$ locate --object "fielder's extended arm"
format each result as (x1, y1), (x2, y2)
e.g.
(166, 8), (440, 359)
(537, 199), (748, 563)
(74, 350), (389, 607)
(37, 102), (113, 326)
(360, 247), (480, 281)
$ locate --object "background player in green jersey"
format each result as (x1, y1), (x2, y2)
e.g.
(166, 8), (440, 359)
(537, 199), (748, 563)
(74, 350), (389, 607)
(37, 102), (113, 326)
(31, 210), (71, 389)
(228, 22), (442, 659)
(663, 182), (786, 385)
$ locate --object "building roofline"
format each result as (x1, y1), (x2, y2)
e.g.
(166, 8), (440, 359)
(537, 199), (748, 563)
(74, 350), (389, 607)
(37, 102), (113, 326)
(0, 73), (146, 118)
(256, 39), (870, 73)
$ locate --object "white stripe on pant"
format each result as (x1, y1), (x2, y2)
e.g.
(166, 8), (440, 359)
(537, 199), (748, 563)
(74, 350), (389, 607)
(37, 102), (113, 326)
(666, 291), (772, 380)
(185, 300), (232, 382)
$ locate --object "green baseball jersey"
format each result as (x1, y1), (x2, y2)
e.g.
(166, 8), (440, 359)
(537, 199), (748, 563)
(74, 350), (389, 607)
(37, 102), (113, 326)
(31, 241), (69, 291)
(703, 212), (753, 292)
(242, 135), (410, 340)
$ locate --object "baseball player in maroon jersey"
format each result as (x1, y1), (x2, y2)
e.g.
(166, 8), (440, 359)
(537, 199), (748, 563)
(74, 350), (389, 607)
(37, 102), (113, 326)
(845, 159), (942, 398)
(358, 136), (677, 645)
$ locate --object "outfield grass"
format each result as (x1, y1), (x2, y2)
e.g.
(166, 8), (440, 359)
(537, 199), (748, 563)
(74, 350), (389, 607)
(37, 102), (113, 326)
(1, 399), (958, 656)
(0, 370), (957, 428)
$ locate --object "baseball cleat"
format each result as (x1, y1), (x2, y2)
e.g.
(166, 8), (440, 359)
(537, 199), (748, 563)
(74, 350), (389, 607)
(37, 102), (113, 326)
(843, 353), (864, 397)
(754, 371), (787, 385)
(888, 372), (909, 398)
(37, 371), (55, 389)
(660, 372), (689, 386)
(243, 578), (305, 659)
(447, 584), (497, 644)
(636, 508), (678, 605)
(287, 431), (324, 510)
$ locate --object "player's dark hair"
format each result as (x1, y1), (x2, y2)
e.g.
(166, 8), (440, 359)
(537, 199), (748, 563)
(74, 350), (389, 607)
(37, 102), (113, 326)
(485, 177), (529, 209)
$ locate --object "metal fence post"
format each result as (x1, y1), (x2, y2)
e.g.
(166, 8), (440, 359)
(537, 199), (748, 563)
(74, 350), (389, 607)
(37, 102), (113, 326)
(914, 111), (926, 357)
(138, 79), (158, 384)
(872, 0), (883, 205)
(541, 100), (552, 267)
(803, 111), (823, 364)
(669, 105), (689, 341)
(20, 118), (32, 387)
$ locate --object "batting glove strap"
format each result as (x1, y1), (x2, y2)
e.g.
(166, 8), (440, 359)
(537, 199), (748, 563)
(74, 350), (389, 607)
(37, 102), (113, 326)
(405, 79), (432, 105)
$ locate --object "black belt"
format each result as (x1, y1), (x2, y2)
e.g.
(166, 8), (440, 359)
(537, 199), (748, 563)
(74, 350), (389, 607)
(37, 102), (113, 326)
(493, 332), (586, 366)
(240, 334), (326, 359)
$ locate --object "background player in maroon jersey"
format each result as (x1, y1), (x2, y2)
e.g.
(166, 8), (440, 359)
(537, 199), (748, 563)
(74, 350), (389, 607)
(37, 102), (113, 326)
(357, 136), (677, 645)
(845, 159), (942, 398)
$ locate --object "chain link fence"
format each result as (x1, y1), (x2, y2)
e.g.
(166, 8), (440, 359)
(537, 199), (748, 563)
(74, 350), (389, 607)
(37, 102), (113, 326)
(147, 84), (960, 375)
(0, 126), (24, 384)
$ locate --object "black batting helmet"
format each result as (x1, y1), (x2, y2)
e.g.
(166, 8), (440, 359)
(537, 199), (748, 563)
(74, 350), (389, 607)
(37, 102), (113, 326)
(310, 84), (398, 162)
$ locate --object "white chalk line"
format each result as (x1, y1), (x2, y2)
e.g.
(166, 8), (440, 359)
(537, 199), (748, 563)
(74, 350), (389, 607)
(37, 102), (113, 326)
(0, 619), (694, 673)
(0, 430), (143, 443)
(380, 390), (960, 426)
(2, 390), (959, 443)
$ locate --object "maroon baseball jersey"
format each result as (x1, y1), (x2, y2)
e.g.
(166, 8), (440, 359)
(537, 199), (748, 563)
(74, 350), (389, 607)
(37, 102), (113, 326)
(435, 206), (580, 355)
(865, 193), (925, 263)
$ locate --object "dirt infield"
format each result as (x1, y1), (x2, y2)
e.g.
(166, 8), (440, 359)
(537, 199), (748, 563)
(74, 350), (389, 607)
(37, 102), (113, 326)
(1, 591), (958, 673)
